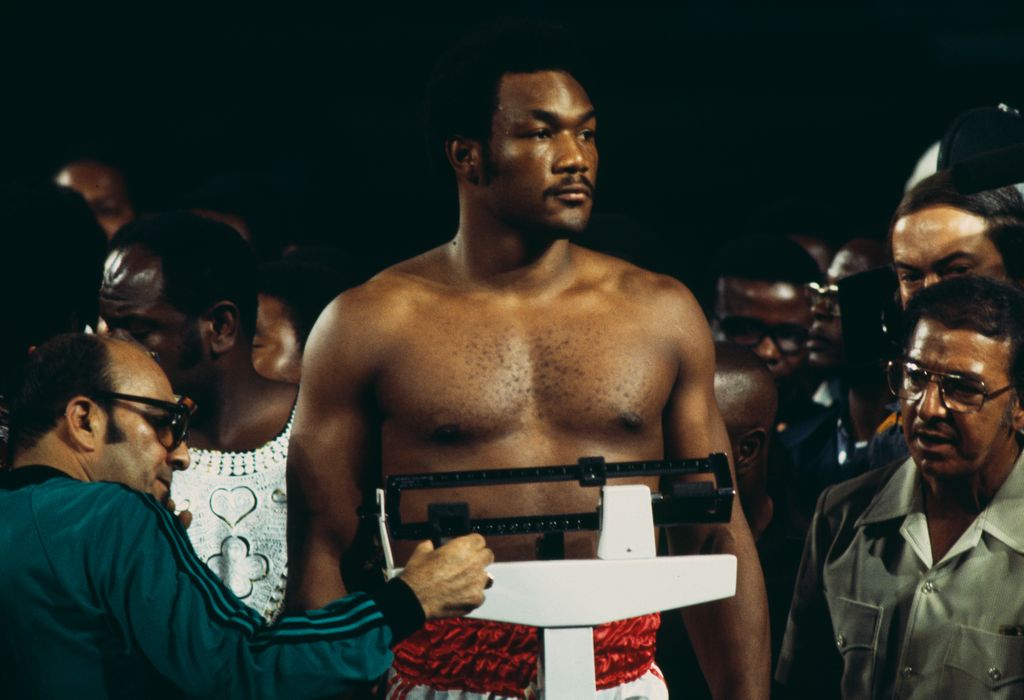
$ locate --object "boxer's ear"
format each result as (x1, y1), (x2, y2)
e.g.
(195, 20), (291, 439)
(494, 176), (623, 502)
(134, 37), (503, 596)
(446, 136), (484, 186)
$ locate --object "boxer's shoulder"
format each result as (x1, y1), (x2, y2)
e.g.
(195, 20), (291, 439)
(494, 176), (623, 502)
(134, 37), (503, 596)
(573, 246), (691, 295)
(570, 247), (704, 329)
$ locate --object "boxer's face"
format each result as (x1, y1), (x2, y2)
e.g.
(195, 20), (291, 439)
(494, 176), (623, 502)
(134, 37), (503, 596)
(479, 70), (598, 238)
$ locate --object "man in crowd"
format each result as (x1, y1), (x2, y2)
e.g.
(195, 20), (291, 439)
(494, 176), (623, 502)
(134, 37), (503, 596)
(890, 169), (1024, 305)
(712, 341), (804, 664)
(711, 234), (822, 429)
(286, 20), (768, 700)
(54, 151), (136, 239)
(99, 212), (298, 620)
(777, 276), (1024, 698)
(865, 171), (1024, 470)
(0, 332), (493, 698)
(781, 239), (891, 525)
(253, 255), (352, 385)
(713, 342), (778, 542)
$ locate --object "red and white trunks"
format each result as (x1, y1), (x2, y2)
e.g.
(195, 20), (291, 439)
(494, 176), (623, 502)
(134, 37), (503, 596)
(387, 613), (665, 699)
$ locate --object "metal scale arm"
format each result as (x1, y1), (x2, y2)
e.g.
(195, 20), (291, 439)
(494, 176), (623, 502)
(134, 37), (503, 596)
(382, 453), (734, 542)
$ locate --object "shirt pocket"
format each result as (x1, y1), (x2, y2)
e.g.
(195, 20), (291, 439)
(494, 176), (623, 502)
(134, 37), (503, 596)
(943, 624), (1024, 696)
(826, 594), (882, 699)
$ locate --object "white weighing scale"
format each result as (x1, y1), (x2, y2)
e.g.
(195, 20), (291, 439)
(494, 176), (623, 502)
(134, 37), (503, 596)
(376, 455), (737, 699)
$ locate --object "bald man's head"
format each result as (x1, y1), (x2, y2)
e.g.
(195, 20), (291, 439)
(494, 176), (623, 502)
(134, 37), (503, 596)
(715, 342), (778, 437)
(715, 342), (777, 539)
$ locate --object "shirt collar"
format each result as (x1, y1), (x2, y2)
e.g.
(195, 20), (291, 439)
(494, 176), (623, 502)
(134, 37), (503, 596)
(977, 448), (1024, 554)
(855, 457), (919, 527)
(0, 465), (74, 491)
(854, 449), (1024, 554)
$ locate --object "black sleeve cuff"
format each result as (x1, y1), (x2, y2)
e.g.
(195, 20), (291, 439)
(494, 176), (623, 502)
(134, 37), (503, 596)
(368, 577), (426, 645)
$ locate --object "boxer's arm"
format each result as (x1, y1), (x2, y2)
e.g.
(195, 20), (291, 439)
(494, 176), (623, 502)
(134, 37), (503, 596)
(286, 295), (379, 609)
(661, 288), (771, 700)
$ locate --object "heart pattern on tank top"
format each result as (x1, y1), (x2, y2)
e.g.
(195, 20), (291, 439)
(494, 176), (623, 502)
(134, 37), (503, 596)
(209, 486), (258, 528)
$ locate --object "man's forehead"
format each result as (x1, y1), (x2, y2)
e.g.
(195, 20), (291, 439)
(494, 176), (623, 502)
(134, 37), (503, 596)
(892, 206), (991, 262)
(718, 277), (807, 305)
(828, 248), (879, 283)
(716, 278), (811, 325)
(494, 70), (594, 119)
(907, 319), (1010, 377)
(106, 338), (175, 397)
(56, 161), (125, 196)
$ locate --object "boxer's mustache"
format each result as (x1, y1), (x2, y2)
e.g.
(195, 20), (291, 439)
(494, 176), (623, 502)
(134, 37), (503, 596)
(544, 176), (594, 197)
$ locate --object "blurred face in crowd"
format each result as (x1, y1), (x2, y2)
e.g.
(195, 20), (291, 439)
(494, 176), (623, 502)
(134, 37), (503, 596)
(55, 160), (135, 240)
(899, 318), (1024, 489)
(714, 277), (812, 387)
(92, 340), (191, 503)
(99, 246), (208, 395)
(891, 206), (1006, 306)
(476, 70), (598, 237)
(252, 294), (302, 385)
(807, 241), (884, 371)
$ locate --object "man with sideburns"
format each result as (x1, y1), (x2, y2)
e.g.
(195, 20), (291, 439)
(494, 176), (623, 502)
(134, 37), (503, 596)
(286, 20), (768, 700)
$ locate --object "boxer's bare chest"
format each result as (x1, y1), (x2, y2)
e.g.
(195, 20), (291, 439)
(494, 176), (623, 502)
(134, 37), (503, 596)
(372, 278), (681, 561)
(376, 290), (677, 469)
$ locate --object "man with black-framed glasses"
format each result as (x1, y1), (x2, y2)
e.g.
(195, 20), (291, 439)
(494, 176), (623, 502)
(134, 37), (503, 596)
(711, 234), (822, 429)
(0, 333), (494, 698)
(778, 276), (1024, 698)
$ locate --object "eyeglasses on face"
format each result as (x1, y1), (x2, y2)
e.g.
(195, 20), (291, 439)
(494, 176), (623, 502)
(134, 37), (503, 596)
(92, 391), (197, 450)
(886, 359), (1014, 414)
(807, 282), (841, 318)
(718, 316), (809, 355)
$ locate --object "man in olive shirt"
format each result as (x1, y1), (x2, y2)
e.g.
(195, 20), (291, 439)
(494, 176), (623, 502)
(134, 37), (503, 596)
(777, 276), (1024, 698)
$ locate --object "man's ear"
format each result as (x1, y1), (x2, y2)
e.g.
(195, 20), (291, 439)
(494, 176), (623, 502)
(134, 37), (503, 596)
(735, 427), (769, 473)
(445, 136), (484, 185)
(63, 396), (105, 452)
(203, 301), (241, 356)
(1012, 391), (1024, 433)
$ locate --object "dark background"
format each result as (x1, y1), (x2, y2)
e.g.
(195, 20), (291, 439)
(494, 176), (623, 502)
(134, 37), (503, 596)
(5, 2), (1024, 297)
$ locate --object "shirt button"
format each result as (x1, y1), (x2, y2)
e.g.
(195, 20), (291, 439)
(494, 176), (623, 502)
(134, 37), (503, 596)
(989, 667), (1002, 681)
(922, 581), (935, 594)
(835, 634), (846, 649)
(901, 666), (914, 679)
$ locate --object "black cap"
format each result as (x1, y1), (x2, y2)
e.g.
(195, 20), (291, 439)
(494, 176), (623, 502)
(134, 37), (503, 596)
(938, 104), (1024, 169)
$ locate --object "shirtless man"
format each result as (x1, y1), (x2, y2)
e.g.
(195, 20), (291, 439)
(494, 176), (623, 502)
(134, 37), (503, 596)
(287, 21), (768, 699)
